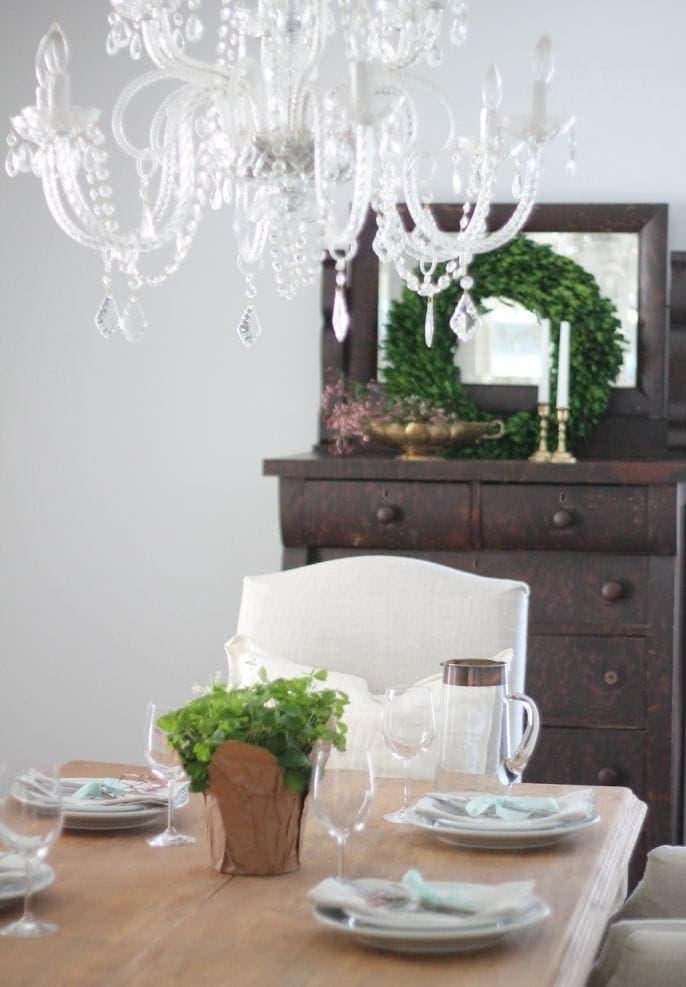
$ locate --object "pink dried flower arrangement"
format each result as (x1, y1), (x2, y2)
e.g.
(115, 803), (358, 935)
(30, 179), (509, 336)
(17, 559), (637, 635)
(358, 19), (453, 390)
(321, 377), (462, 454)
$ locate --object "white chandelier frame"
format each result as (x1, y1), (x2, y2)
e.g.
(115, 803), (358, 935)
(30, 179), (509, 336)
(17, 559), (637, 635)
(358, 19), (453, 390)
(6, 1), (574, 347)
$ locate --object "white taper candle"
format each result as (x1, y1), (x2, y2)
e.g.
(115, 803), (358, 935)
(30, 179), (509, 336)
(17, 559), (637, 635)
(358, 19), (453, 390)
(556, 320), (571, 409)
(538, 318), (550, 404)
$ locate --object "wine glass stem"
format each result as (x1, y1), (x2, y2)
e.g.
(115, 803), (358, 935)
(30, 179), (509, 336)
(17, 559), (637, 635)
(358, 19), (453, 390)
(402, 759), (411, 808)
(167, 780), (176, 833)
(336, 835), (346, 880)
(22, 858), (35, 925)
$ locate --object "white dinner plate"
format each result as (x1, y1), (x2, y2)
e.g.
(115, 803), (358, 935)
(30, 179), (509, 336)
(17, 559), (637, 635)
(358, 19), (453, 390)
(59, 778), (190, 832)
(0, 856), (55, 908)
(312, 896), (550, 954)
(404, 806), (599, 850)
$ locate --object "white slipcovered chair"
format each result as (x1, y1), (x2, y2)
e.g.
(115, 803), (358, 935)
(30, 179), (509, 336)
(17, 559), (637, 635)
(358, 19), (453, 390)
(232, 555), (530, 778)
(587, 846), (686, 987)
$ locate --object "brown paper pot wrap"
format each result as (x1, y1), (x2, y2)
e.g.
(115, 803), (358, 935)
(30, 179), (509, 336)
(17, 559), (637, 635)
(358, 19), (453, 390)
(204, 740), (306, 876)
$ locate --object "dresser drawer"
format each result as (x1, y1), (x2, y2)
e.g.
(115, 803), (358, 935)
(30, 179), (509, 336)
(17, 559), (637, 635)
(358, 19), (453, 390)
(292, 481), (472, 550)
(480, 484), (648, 552)
(526, 727), (645, 796)
(526, 636), (646, 728)
(473, 552), (648, 630)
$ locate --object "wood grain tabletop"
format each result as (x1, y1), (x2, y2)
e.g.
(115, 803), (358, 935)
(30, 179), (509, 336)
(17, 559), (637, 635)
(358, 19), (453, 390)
(0, 761), (646, 987)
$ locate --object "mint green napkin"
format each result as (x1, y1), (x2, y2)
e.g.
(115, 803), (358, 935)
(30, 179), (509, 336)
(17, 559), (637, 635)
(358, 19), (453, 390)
(72, 778), (127, 800)
(465, 794), (559, 822)
(401, 869), (471, 912)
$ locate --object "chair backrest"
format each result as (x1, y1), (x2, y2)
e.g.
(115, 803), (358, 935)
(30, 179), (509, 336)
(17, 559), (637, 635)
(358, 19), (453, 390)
(236, 555), (529, 695)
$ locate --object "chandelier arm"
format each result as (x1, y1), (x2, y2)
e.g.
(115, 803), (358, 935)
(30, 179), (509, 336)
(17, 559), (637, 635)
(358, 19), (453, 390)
(41, 148), (123, 251)
(289, 0), (328, 129)
(150, 89), (181, 158)
(221, 57), (266, 141)
(394, 70), (458, 159)
(139, 15), (230, 86)
(322, 125), (374, 253)
(111, 69), (179, 160)
(466, 151), (540, 255)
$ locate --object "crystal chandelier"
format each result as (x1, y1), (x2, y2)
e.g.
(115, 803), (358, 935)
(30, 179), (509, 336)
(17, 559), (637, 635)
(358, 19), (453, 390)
(6, 2), (574, 348)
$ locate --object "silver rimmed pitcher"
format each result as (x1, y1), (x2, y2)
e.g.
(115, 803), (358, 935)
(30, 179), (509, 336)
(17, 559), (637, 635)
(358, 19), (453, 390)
(437, 659), (540, 788)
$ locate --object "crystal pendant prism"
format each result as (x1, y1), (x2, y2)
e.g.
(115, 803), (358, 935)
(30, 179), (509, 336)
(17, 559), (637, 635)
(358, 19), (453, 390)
(449, 289), (481, 341)
(511, 167), (523, 198)
(94, 294), (119, 339)
(120, 296), (147, 342)
(424, 296), (435, 347)
(185, 14), (204, 43)
(140, 207), (155, 241)
(236, 305), (262, 347)
(332, 287), (350, 342)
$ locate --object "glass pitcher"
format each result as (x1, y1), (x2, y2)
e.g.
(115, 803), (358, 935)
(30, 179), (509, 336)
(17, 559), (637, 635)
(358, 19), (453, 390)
(436, 659), (540, 789)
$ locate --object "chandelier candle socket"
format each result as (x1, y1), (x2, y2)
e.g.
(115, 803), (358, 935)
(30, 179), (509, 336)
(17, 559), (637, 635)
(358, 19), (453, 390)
(7, 3), (573, 346)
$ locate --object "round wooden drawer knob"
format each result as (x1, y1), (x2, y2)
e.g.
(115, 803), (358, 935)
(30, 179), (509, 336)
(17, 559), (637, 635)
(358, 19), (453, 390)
(603, 670), (619, 686)
(552, 509), (573, 529)
(597, 766), (619, 786)
(375, 505), (396, 524)
(601, 580), (624, 601)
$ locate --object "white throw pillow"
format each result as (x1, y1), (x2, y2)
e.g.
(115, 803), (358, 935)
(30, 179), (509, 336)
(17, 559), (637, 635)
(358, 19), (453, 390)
(224, 635), (513, 781)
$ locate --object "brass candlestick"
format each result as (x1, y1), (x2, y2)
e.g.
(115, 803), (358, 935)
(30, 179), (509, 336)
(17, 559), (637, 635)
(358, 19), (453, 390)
(551, 406), (577, 463)
(528, 403), (551, 462)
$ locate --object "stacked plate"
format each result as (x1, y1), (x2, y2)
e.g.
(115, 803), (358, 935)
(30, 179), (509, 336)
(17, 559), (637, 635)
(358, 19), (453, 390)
(57, 777), (190, 832)
(309, 875), (550, 954)
(0, 854), (54, 909)
(402, 790), (599, 849)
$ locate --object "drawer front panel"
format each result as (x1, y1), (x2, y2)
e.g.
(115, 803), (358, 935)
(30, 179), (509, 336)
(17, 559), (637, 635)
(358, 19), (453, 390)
(296, 481), (472, 550)
(526, 727), (645, 797)
(472, 552), (648, 629)
(526, 636), (646, 728)
(480, 484), (648, 552)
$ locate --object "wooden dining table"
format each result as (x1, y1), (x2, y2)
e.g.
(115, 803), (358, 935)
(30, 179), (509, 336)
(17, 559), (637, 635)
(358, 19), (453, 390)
(0, 761), (645, 987)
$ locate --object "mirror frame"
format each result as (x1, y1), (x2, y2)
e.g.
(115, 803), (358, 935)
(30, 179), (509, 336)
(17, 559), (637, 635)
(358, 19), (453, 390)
(320, 203), (668, 457)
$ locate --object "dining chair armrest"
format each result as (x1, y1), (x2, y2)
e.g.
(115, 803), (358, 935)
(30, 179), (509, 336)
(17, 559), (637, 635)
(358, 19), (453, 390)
(614, 845), (686, 920)
(587, 919), (686, 987)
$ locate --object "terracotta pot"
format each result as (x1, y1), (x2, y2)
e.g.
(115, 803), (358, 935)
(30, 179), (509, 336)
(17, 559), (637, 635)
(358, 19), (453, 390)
(204, 740), (306, 876)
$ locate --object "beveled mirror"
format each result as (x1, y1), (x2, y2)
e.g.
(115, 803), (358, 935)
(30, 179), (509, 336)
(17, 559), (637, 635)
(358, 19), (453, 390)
(321, 203), (668, 457)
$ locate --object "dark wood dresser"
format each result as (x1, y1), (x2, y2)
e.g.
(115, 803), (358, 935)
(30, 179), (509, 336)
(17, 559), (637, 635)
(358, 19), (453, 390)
(263, 453), (686, 858)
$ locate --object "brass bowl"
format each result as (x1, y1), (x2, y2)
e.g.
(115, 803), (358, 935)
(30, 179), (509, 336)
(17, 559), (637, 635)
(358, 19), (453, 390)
(368, 418), (506, 460)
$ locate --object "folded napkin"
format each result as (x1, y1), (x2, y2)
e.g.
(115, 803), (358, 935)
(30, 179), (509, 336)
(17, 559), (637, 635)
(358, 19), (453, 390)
(60, 778), (172, 810)
(415, 789), (594, 830)
(308, 870), (536, 931)
(465, 794), (560, 822)
(71, 779), (127, 800)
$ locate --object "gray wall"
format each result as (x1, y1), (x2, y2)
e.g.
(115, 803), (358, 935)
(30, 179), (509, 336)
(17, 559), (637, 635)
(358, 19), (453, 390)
(1, 1), (685, 764)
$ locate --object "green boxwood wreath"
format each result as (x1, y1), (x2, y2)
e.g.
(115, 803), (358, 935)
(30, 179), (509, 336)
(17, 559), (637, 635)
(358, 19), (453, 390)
(382, 235), (626, 459)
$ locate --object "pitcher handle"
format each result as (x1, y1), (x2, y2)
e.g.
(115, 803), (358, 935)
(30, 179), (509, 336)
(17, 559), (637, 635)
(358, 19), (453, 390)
(502, 693), (541, 785)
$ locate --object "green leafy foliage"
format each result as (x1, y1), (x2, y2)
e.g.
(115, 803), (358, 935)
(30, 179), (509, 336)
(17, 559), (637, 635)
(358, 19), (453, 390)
(382, 236), (625, 458)
(158, 672), (349, 795)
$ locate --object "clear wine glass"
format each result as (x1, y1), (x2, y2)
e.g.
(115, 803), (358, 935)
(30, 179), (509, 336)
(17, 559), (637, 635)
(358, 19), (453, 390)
(310, 746), (374, 879)
(144, 702), (196, 848)
(0, 761), (62, 937)
(382, 685), (435, 822)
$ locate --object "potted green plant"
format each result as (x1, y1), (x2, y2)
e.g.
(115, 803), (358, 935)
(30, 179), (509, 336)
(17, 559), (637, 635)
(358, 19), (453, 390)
(159, 670), (348, 876)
